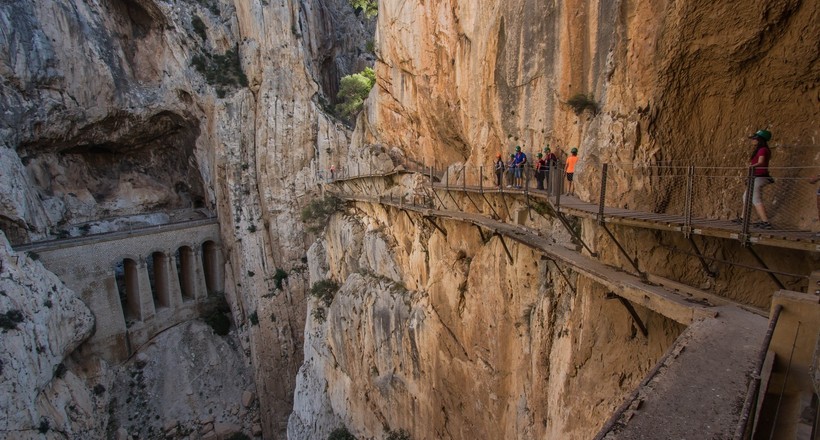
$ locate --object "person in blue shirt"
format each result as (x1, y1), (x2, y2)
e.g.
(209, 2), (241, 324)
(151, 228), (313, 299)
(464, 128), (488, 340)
(512, 145), (527, 188)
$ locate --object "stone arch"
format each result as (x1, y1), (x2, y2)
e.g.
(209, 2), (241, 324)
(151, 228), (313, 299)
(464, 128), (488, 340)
(146, 251), (171, 309)
(115, 258), (142, 322)
(201, 240), (222, 295)
(175, 246), (196, 301)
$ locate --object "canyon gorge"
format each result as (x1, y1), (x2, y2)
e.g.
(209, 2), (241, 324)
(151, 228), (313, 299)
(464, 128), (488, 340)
(1, 0), (819, 439)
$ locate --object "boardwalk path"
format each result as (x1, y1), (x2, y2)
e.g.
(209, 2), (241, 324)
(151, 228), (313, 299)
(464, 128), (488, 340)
(329, 176), (770, 439)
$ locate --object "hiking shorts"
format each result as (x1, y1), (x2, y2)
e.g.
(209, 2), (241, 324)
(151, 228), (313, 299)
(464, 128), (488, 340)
(744, 176), (771, 205)
(566, 172), (574, 182)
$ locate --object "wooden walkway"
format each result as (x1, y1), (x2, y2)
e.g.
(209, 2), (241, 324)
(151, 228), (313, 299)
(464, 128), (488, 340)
(326, 173), (803, 439)
(433, 184), (820, 253)
(333, 191), (719, 325)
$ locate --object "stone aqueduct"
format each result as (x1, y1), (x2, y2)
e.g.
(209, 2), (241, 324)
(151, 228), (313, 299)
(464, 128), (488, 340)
(16, 219), (224, 362)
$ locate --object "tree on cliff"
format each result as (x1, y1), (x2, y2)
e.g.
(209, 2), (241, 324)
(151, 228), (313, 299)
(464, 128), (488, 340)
(335, 67), (376, 120)
(349, 0), (378, 18)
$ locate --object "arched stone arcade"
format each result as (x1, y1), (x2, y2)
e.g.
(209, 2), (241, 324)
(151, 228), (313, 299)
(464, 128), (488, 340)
(114, 240), (221, 327)
(15, 219), (222, 361)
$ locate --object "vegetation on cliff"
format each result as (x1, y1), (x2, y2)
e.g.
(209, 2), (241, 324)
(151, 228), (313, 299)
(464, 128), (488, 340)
(335, 67), (376, 119)
(301, 195), (343, 233)
(348, 0), (378, 19)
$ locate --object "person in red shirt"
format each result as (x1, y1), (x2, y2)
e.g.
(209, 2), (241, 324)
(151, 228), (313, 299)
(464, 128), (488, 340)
(543, 147), (558, 192)
(534, 153), (547, 190)
(493, 153), (505, 188)
(565, 148), (579, 196)
(743, 130), (773, 229)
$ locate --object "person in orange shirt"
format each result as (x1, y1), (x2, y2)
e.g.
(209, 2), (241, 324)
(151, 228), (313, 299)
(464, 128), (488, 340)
(565, 147), (579, 195)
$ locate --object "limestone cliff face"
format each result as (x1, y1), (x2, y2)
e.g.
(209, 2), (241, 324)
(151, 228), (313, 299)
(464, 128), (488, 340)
(1, 0), (372, 437)
(290, 204), (683, 439)
(0, 231), (99, 438)
(356, 0), (819, 221)
(292, 0), (819, 438)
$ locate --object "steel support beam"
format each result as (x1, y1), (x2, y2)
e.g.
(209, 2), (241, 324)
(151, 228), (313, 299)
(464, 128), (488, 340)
(606, 292), (648, 337)
(424, 216), (448, 237)
(542, 256), (576, 293)
(746, 246), (786, 290)
(494, 232), (514, 264)
(687, 236), (716, 277)
(556, 211), (598, 257)
(602, 223), (644, 279)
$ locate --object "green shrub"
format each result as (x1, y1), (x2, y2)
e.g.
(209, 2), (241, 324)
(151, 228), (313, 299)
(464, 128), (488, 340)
(567, 93), (598, 115)
(191, 15), (207, 41)
(273, 268), (289, 290)
(197, 0), (220, 16)
(0, 310), (24, 331)
(191, 46), (248, 97)
(335, 67), (376, 119)
(248, 311), (259, 326)
(532, 201), (555, 217)
(386, 430), (412, 440)
(310, 280), (339, 306)
(349, 0), (378, 18)
(312, 306), (327, 323)
(227, 433), (250, 440)
(301, 195), (343, 233)
(328, 427), (357, 440)
(204, 310), (230, 335)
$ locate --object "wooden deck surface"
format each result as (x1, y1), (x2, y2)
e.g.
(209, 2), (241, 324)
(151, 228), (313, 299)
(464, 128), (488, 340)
(431, 184), (820, 252)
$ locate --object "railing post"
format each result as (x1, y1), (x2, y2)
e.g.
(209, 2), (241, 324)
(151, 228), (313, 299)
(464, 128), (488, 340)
(463, 166), (466, 191)
(740, 167), (755, 246)
(357, 162), (361, 177)
(598, 163), (608, 225)
(524, 165), (530, 194)
(429, 166), (433, 187)
(479, 166), (483, 193)
(445, 168), (449, 190)
(683, 165), (694, 238)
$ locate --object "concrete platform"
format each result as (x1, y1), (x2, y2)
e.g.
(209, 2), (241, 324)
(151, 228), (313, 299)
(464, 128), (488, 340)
(596, 306), (767, 439)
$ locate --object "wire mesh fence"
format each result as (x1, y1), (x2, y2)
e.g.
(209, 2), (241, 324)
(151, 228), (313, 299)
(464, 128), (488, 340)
(601, 163), (819, 232)
(322, 156), (820, 234)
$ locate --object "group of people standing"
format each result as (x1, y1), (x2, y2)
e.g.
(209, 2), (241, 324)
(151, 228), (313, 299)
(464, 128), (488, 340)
(487, 129), (817, 232)
(493, 145), (579, 194)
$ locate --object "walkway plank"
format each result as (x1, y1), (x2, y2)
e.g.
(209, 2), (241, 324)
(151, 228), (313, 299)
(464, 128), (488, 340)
(335, 192), (716, 325)
(596, 306), (767, 439)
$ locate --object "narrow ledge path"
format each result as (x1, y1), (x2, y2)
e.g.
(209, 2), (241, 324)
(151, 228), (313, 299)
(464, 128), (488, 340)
(328, 184), (770, 440)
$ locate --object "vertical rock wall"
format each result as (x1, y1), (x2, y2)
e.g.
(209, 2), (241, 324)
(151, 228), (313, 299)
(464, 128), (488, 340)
(290, 204), (684, 439)
(1, 0), (371, 437)
(0, 231), (101, 439)
(356, 0), (819, 222)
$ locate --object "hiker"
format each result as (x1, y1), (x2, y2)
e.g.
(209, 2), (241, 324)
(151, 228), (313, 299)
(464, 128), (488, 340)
(565, 147), (579, 195)
(330, 165), (335, 180)
(506, 153), (516, 187)
(534, 153), (547, 190)
(544, 147), (558, 192)
(513, 145), (527, 188)
(494, 153), (505, 188)
(741, 130), (774, 229)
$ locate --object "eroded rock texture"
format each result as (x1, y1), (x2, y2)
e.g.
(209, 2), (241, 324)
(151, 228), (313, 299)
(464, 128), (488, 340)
(292, 0), (819, 438)
(290, 204), (684, 439)
(1, 0), (372, 438)
(0, 231), (99, 439)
